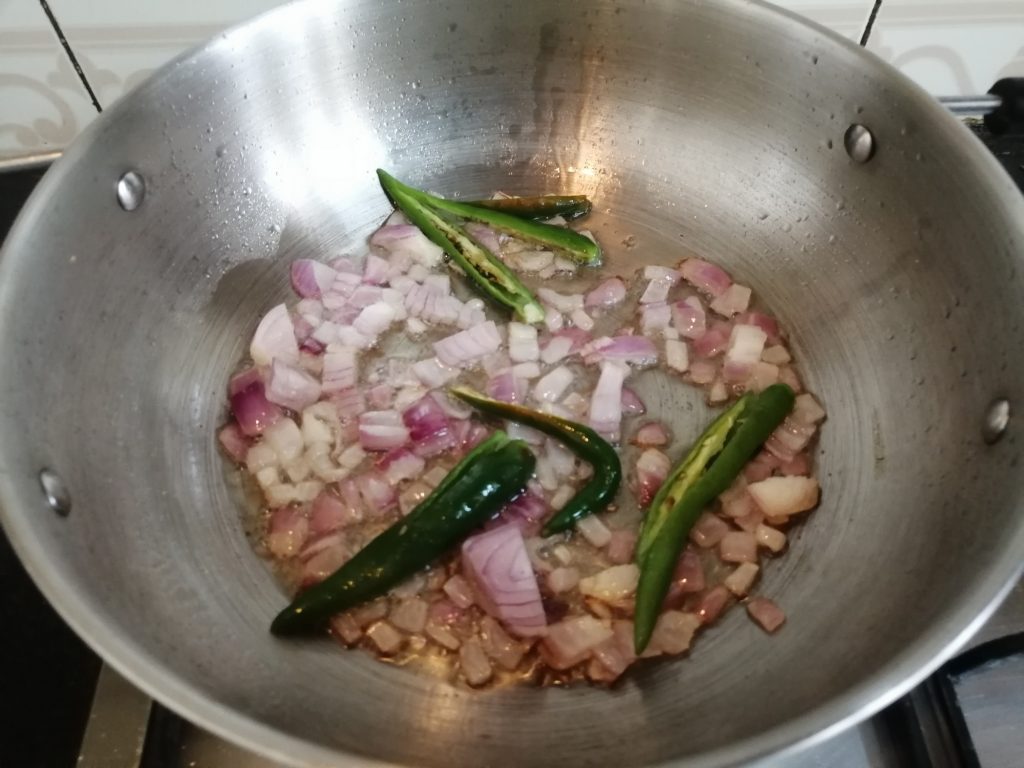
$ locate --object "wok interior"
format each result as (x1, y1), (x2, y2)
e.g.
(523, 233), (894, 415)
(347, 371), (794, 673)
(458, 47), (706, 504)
(1, 1), (1023, 766)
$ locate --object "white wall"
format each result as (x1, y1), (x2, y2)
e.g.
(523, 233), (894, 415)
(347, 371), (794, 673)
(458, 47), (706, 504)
(2, 0), (1023, 159)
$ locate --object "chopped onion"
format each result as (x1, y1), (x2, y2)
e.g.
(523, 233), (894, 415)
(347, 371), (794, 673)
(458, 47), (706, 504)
(329, 387), (365, 420)
(688, 359), (717, 385)
(762, 344), (791, 365)
(585, 277), (626, 309)
(250, 303), (300, 366)
(719, 530), (758, 563)
(265, 359), (322, 412)
(632, 421), (669, 447)
(443, 574), (476, 609)
(537, 287), (584, 314)
(680, 258), (732, 297)
(217, 423), (250, 463)
(533, 366), (574, 403)
(747, 476), (819, 520)
(620, 386), (646, 416)
(479, 615), (527, 670)
(540, 616), (613, 670)
(230, 380), (283, 437)
(362, 254), (389, 285)
(353, 301), (396, 338)
(377, 448), (426, 485)
(693, 324), (731, 358)
(291, 259), (338, 298)
(508, 322), (540, 362)
(606, 530), (637, 565)
(486, 371), (526, 404)
(737, 311), (779, 342)
(755, 523), (787, 552)
(459, 639), (493, 686)
(433, 321), (502, 367)
(546, 567), (580, 594)
(724, 562), (760, 596)
(583, 335), (658, 367)
(321, 346), (358, 393)
(358, 410), (410, 451)
(634, 448), (670, 506)
(723, 324), (767, 382)
(640, 303), (672, 333)
(672, 297), (707, 339)
(747, 362), (781, 392)
(579, 564), (639, 602)
(411, 357), (459, 388)
(710, 283), (752, 317)
(589, 361), (627, 440)
(695, 585), (731, 624)
(643, 611), (700, 657)
(780, 453), (811, 477)
(665, 338), (690, 372)
(403, 394), (455, 457)
(462, 522), (547, 637)
(793, 393), (827, 425)
(370, 223), (443, 267)
(355, 470), (397, 514)
(690, 512), (731, 547)
(640, 273), (677, 304)
(747, 597), (786, 633)
(576, 515), (613, 548)
(465, 222), (502, 254)
(674, 548), (705, 594)
(266, 506), (309, 558)
(390, 598), (429, 634)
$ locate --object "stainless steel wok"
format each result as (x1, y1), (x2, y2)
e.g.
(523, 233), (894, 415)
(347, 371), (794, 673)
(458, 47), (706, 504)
(1, 1), (1023, 766)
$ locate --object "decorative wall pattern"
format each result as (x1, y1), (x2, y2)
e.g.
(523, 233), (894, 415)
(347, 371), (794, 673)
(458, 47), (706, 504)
(2, 0), (1023, 160)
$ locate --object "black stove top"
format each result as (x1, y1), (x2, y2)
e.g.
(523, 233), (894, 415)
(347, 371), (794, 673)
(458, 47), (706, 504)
(1, 123), (1022, 768)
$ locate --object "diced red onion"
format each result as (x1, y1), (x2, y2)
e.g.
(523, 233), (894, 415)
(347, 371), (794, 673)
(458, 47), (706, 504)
(539, 335), (573, 365)
(632, 421), (669, 447)
(583, 335), (659, 367)
(640, 274), (677, 304)
(291, 259), (338, 298)
(547, 567), (581, 594)
(569, 308), (594, 331)
(267, 505), (309, 558)
(250, 304), (300, 366)
(465, 222), (502, 254)
(485, 371), (526, 404)
(764, 417), (817, 461)
(358, 410), (410, 451)
(719, 530), (758, 563)
(737, 311), (779, 343)
(633, 448), (670, 507)
(348, 284), (383, 309)
(403, 394), (456, 457)
(604, 530), (636, 565)
(321, 346), (358, 393)
(410, 357), (459, 388)
(362, 254), (389, 285)
(459, 639), (493, 686)
(747, 476), (819, 520)
(723, 324), (767, 382)
(229, 367), (262, 396)
(640, 303), (672, 333)
(674, 549), (705, 594)
(585, 277), (626, 309)
(543, 307), (564, 333)
(540, 616), (613, 670)
(377, 448), (426, 485)
(370, 224), (443, 267)
(351, 302), (395, 339)
(365, 383), (394, 410)
(755, 523), (787, 553)
(780, 453), (812, 477)
(793, 393), (826, 426)
(533, 366), (574, 403)
(231, 381), (283, 437)
(217, 422), (250, 463)
(355, 470), (397, 514)
(680, 258), (732, 297)
(710, 283), (752, 317)
(779, 365), (803, 393)
(537, 287), (584, 313)
(443, 574), (476, 609)
(428, 598), (465, 627)
(508, 322), (539, 362)
(665, 339), (689, 372)
(502, 492), (549, 525)
(265, 359), (322, 412)
(462, 522), (547, 637)
(329, 387), (365, 420)
(672, 297), (707, 340)
(696, 585), (731, 624)
(747, 596), (786, 632)
(690, 512), (731, 547)
(688, 358), (717, 385)
(433, 321), (502, 367)
(620, 386), (646, 416)
(589, 362), (627, 440)
(744, 450), (781, 482)
(310, 490), (360, 535)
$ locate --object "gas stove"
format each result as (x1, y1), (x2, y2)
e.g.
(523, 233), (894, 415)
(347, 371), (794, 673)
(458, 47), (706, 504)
(1, 123), (1021, 768)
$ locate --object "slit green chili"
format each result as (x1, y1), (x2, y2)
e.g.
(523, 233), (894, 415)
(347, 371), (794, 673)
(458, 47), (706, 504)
(450, 386), (621, 536)
(377, 170), (601, 265)
(271, 431), (535, 636)
(377, 172), (545, 324)
(463, 195), (592, 222)
(633, 383), (795, 653)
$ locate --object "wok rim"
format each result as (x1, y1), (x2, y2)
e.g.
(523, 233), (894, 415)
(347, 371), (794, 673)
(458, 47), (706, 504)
(2, 0), (1024, 765)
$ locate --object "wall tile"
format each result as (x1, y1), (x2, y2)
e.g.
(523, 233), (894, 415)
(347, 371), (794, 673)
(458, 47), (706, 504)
(0, 0), (99, 159)
(867, 0), (1024, 95)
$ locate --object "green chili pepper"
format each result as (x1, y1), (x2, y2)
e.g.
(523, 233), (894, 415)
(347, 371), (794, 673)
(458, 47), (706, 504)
(271, 431), (535, 636)
(450, 386), (621, 536)
(377, 172), (545, 324)
(377, 170), (601, 265)
(463, 195), (592, 222)
(633, 384), (795, 653)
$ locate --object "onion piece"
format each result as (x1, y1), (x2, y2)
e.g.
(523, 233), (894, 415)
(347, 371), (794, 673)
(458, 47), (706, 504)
(370, 223), (444, 268)
(620, 386), (646, 416)
(377, 448), (426, 485)
(459, 639), (493, 686)
(640, 271), (678, 304)
(265, 359), (322, 412)
(690, 512), (731, 548)
(585, 277), (626, 309)
(665, 339), (690, 372)
(230, 380), (283, 437)
(579, 564), (639, 603)
(723, 324), (767, 382)
(672, 297), (707, 339)
(642, 611), (700, 657)
(537, 288), (584, 314)
(747, 597), (786, 633)
(465, 222), (502, 255)
(793, 393), (827, 426)
(508, 322), (540, 362)
(533, 366), (574, 403)
(589, 361), (627, 440)
(250, 304), (300, 366)
(710, 283), (752, 317)
(632, 421), (669, 447)
(462, 522), (547, 638)
(724, 562), (760, 596)
(576, 515), (613, 548)
(433, 321), (502, 367)
(353, 302), (396, 338)
(321, 346), (358, 393)
(486, 371), (527, 404)
(266, 506), (309, 558)
(291, 259), (338, 298)
(634, 448), (671, 507)
(540, 616), (613, 670)
(309, 489), (359, 535)
(693, 324), (731, 358)
(583, 335), (659, 367)
(479, 615), (527, 671)
(356, 470), (397, 514)
(403, 394), (456, 457)
(695, 585), (731, 624)
(547, 567), (581, 594)
(680, 258), (732, 297)
(606, 530), (637, 565)
(640, 303), (672, 333)
(217, 423), (250, 463)
(358, 410), (410, 451)
(747, 476), (819, 520)
(719, 531), (758, 563)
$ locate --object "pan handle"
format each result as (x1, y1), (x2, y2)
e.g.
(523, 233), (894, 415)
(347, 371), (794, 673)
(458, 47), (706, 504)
(939, 78), (1024, 135)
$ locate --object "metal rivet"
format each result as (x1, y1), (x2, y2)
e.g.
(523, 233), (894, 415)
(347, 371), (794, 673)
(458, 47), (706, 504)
(115, 170), (145, 211)
(844, 124), (875, 163)
(39, 469), (71, 517)
(982, 398), (1010, 445)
